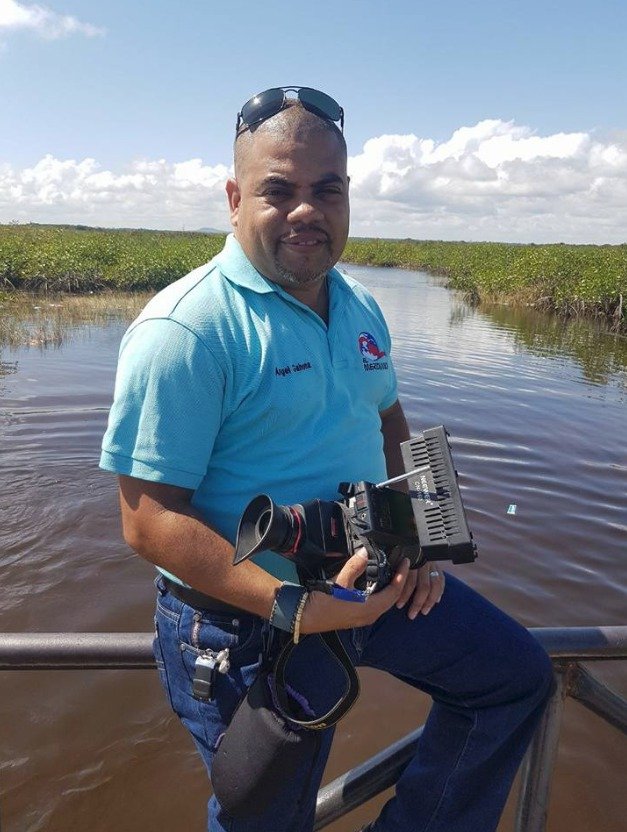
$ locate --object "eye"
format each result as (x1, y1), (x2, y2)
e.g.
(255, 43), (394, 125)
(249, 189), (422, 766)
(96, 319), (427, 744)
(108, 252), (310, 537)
(263, 186), (291, 199)
(317, 185), (343, 198)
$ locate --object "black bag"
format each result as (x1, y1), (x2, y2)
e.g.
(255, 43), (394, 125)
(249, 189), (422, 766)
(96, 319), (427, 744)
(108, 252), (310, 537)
(211, 631), (359, 819)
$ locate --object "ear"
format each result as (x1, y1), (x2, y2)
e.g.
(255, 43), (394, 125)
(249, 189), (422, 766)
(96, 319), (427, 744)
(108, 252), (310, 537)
(226, 178), (241, 228)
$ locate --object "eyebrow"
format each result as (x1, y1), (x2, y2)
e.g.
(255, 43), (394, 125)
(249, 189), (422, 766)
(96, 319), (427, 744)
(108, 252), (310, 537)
(259, 173), (345, 188)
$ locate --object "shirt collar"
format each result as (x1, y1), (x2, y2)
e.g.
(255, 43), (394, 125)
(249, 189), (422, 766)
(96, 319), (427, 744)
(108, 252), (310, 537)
(216, 234), (276, 294)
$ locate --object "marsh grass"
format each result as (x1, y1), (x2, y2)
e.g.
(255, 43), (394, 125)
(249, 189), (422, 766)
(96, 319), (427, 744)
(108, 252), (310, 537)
(0, 224), (225, 292)
(0, 291), (151, 349)
(1, 224), (626, 332)
(343, 238), (627, 332)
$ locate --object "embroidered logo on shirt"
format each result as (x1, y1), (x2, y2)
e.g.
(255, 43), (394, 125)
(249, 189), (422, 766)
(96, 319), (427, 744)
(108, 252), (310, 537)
(358, 332), (388, 371)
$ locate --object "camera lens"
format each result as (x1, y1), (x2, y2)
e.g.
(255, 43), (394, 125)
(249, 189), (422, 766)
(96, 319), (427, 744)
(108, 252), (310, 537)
(233, 496), (301, 563)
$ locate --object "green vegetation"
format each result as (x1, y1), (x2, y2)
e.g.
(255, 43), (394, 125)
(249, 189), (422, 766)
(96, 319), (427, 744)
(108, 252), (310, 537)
(1, 224), (625, 331)
(344, 238), (626, 331)
(0, 224), (226, 293)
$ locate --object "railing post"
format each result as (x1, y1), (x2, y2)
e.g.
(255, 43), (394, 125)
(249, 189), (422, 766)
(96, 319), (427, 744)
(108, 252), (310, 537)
(515, 666), (570, 832)
(570, 663), (627, 735)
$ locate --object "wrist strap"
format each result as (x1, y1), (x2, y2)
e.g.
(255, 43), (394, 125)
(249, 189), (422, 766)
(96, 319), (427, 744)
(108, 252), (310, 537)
(272, 631), (360, 730)
(269, 583), (307, 633)
(292, 591), (309, 644)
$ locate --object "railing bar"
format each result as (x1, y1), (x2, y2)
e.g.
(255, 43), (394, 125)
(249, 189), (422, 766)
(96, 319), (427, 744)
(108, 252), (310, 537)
(1, 627), (626, 670)
(570, 663), (627, 736)
(314, 727), (423, 830)
(3, 662), (156, 671)
(0, 633), (155, 670)
(529, 626), (627, 659)
(515, 668), (567, 832)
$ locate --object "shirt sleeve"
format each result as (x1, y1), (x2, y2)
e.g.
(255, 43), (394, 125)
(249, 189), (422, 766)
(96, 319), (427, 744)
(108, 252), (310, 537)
(379, 360), (399, 412)
(99, 317), (225, 490)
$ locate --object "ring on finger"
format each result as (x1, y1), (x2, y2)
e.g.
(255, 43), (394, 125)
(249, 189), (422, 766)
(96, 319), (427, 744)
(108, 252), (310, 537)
(429, 570), (440, 579)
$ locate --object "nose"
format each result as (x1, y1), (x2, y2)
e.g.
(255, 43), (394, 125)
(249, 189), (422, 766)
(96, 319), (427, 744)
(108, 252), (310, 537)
(286, 197), (324, 224)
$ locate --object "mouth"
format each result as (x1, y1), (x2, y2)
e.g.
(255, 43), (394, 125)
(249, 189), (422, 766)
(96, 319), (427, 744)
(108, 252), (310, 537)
(280, 232), (328, 249)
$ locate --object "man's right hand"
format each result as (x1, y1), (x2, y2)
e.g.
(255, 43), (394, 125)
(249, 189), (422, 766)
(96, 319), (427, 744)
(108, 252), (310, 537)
(299, 549), (411, 634)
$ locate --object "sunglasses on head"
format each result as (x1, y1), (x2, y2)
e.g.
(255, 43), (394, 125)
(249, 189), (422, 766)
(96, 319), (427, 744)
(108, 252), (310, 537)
(236, 86), (344, 134)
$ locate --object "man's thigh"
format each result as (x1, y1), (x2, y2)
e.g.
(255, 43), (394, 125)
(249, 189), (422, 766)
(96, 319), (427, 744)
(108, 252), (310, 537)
(357, 572), (550, 706)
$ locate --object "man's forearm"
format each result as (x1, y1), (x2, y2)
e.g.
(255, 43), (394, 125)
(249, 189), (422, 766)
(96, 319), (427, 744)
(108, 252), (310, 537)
(119, 482), (280, 619)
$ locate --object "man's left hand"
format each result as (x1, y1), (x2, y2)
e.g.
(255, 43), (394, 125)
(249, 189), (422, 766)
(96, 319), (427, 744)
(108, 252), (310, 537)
(395, 562), (445, 619)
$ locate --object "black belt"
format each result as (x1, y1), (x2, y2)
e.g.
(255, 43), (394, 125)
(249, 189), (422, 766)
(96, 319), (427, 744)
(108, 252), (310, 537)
(163, 577), (246, 617)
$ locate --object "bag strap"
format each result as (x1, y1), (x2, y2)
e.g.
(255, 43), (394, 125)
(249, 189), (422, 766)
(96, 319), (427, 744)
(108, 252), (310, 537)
(271, 630), (360, 731)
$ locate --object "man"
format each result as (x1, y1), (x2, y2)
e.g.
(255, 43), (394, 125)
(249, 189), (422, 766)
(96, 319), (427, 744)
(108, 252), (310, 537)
(100, 87), (554, 832)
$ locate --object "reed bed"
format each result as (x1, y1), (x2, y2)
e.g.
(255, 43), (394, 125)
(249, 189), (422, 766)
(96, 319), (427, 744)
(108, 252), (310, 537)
(0, 224), (225, 293)
(344, 238), (627, 331)
(1, 225), (625, 331)
(0, 291), (152, 349)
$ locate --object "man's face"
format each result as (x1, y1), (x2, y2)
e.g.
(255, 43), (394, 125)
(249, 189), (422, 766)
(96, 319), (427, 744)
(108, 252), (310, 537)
(226, 129), (349, 288)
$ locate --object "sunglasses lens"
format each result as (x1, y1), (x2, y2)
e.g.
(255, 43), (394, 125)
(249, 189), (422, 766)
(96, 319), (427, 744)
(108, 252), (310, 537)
(298, 88), (343, 122)
(240, 88), (285, 127)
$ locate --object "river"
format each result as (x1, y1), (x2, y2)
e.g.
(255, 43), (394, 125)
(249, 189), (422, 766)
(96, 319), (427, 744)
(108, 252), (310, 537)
(0, 265), (625, 832)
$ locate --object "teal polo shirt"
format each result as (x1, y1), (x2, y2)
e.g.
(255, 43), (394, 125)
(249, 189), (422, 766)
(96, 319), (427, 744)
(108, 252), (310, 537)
(100, 234), (398, 584)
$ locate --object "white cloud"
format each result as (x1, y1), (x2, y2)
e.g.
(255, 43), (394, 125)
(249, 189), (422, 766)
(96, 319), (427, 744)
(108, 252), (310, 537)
(1, 120), (626, 243)
(0, 155), (232, 230)
(347, 120), (627, 243)
(0, 0), (105, 39)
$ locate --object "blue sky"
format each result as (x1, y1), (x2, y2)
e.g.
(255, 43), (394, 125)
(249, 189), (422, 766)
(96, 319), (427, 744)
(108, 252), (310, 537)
(1, 0), (626, 242)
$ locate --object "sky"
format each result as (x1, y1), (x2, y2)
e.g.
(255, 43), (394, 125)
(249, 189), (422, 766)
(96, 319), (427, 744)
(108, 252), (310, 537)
(1, 0), (626, 243)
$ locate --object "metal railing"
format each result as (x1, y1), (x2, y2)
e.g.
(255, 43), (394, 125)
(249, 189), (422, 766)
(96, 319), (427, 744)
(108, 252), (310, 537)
(1, 626), (626, 832)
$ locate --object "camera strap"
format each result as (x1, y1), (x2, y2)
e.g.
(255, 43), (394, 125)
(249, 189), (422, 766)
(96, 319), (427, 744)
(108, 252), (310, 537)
(270, 630), (360, 731)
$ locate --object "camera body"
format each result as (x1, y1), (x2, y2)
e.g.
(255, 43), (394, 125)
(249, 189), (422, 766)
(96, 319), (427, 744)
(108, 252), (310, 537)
(233, 426), (477, 593)
(233, 481), (422, 592)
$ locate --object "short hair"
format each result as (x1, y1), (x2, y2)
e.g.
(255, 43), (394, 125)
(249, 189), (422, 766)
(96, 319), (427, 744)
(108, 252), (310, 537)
(233, 101), (347, 178)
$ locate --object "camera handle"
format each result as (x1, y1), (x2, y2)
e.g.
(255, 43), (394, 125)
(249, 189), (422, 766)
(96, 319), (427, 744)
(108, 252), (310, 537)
(336, 501), (393, 594)
(375, 465), (431, 489)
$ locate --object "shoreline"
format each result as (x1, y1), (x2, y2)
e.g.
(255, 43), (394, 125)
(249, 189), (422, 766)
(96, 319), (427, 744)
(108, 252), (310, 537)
(342, 238), (626, 333)
(1, 225), (625, 333)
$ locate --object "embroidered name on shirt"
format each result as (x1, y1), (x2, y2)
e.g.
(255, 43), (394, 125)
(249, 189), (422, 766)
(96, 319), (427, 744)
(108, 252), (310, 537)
(275, 361), (313, 377)
(363, 359), (389, 371)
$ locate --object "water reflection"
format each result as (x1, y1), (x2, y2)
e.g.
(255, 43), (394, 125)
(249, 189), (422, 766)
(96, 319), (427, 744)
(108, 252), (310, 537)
(1, 289), (625, 392)
(477, 302), (627, 389)
(0, 359), (17, 379)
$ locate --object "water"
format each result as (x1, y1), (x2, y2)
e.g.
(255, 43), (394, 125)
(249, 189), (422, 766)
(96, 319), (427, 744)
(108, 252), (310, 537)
(1, 268), (625, 832)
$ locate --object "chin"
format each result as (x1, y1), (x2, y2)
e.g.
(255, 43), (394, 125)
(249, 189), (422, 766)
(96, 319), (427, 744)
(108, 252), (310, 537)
(275, 253), (335, 286)
(274, 266), (327, 287)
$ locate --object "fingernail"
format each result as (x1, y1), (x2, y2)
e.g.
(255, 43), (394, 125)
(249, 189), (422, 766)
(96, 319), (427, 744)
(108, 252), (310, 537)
(421, 606), (432, 615)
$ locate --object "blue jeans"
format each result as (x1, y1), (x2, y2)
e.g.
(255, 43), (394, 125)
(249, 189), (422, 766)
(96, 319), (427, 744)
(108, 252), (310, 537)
(153, 573), (554, 832)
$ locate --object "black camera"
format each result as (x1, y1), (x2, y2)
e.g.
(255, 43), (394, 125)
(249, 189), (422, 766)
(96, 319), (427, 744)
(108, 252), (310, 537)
(233, 426), (477, 594)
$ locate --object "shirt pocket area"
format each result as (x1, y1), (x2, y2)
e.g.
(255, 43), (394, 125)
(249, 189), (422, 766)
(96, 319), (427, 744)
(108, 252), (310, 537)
(333, 357), (394, 409)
